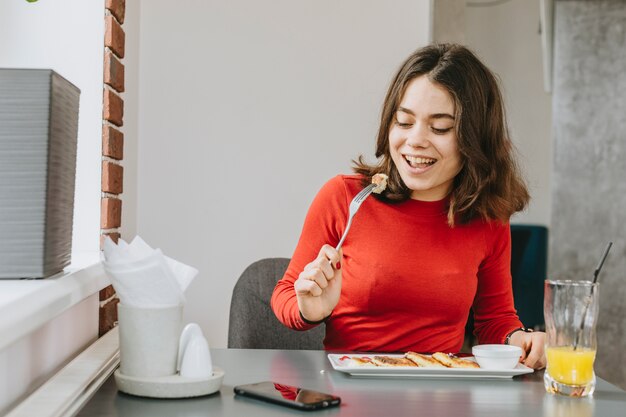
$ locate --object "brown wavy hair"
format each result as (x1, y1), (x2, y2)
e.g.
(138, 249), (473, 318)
(353, 43), (529, 225)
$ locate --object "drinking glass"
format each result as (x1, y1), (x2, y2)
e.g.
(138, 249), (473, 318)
(544, 280), (599, 397)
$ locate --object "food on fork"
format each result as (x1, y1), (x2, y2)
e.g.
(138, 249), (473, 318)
(431, 352), (480, 369)
(371, 173), (389, 194)
(405, 351), (447, 368)
(371, 356), (417, 367)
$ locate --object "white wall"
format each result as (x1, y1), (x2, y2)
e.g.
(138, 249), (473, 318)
(0, 0), (105, 261)
(465, 0), (553, 226)
(132, 0), (432, 348)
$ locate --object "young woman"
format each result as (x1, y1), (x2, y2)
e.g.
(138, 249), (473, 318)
(271, 43), (546, 369)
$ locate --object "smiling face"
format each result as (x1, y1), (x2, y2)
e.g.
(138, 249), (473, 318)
(388, 76), (462, 201)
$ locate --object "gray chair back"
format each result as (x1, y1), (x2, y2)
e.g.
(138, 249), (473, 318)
(228, 258), (325, 349)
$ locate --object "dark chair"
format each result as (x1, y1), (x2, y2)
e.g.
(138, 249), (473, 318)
(228, 257), (325, 349)
(463, 224), (548, 349)
(509, 224), (548, 330)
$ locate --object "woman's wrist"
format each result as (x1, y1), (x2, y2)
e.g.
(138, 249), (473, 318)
(504, 327), (533, 345)
(299, 310), (332, 325)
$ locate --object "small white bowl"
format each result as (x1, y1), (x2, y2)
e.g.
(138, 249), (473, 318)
(472, 344), (523, 369)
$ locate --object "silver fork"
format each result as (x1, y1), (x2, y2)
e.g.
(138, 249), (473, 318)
(335, 183), (377, 251)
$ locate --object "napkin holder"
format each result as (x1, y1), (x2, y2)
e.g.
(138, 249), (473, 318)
(115, 303), (223, 398)
(114, 368), (224, 399)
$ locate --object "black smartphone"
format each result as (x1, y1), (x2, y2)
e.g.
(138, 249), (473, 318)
(233, 381), (341, 411)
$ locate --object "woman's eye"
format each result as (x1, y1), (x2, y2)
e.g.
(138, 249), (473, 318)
(395, 121), (413, 128)
(431, 127), (453, 134)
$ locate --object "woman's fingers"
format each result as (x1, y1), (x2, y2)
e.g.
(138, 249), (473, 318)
(523, 343), (546, 369)
(297, 266), (330, 293)
(311, 267), (330, 289)
(519, 332), (546, 370)
(297, 245), (342, 297)
(319, 257), (335, 279)
(295, 245), (344, 323)
(508, 330), (546, 370)
(294, 276), (323, 297)
(319, 244), (341, 271)
(303, 246), (340, 277)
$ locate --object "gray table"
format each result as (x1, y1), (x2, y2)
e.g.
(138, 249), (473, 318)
(77, 348), (626, 417)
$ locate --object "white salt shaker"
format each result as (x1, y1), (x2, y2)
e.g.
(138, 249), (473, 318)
(177, 323), (213, 378)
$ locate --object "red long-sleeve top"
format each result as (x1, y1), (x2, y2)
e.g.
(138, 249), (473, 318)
(271, 175), (523, 353)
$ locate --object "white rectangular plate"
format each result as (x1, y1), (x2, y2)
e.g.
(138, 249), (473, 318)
(328, 354), (534, 379)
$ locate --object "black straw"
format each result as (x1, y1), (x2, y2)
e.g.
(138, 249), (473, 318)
(592, 242), (612, 284)
(573, 241), (613, 350)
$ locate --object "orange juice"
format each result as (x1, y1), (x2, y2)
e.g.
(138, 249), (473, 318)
(546, 346), (596, 385)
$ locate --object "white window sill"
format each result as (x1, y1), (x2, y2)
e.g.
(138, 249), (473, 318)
(0, 254), (110, 352)
(6, 327), (120, 417)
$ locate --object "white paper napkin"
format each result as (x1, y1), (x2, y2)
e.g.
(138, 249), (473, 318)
(102, 236), (198, 308)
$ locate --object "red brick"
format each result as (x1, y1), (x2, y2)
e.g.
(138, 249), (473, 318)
(101, 197), (122, 229)
(104, 15), (125, 59)
(103, 89), (123, 127)
(99, 284), (116, 301)
(104, 51), (125, 93)
(102, 161), (123, 194)
(102, 125), (124, 160)
(106, 0), (125, 25)
(100, 232), (121, 250)
(99, 297), (119, 336)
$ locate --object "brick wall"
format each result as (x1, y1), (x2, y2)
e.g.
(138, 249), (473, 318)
(100, 0), (126, 336)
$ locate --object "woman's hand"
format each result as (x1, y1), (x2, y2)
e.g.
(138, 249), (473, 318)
(294, 245), (342, 323)
(509, 330), (546, 369)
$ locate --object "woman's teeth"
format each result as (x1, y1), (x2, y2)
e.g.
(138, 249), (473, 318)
(405, 155), (436, 168)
